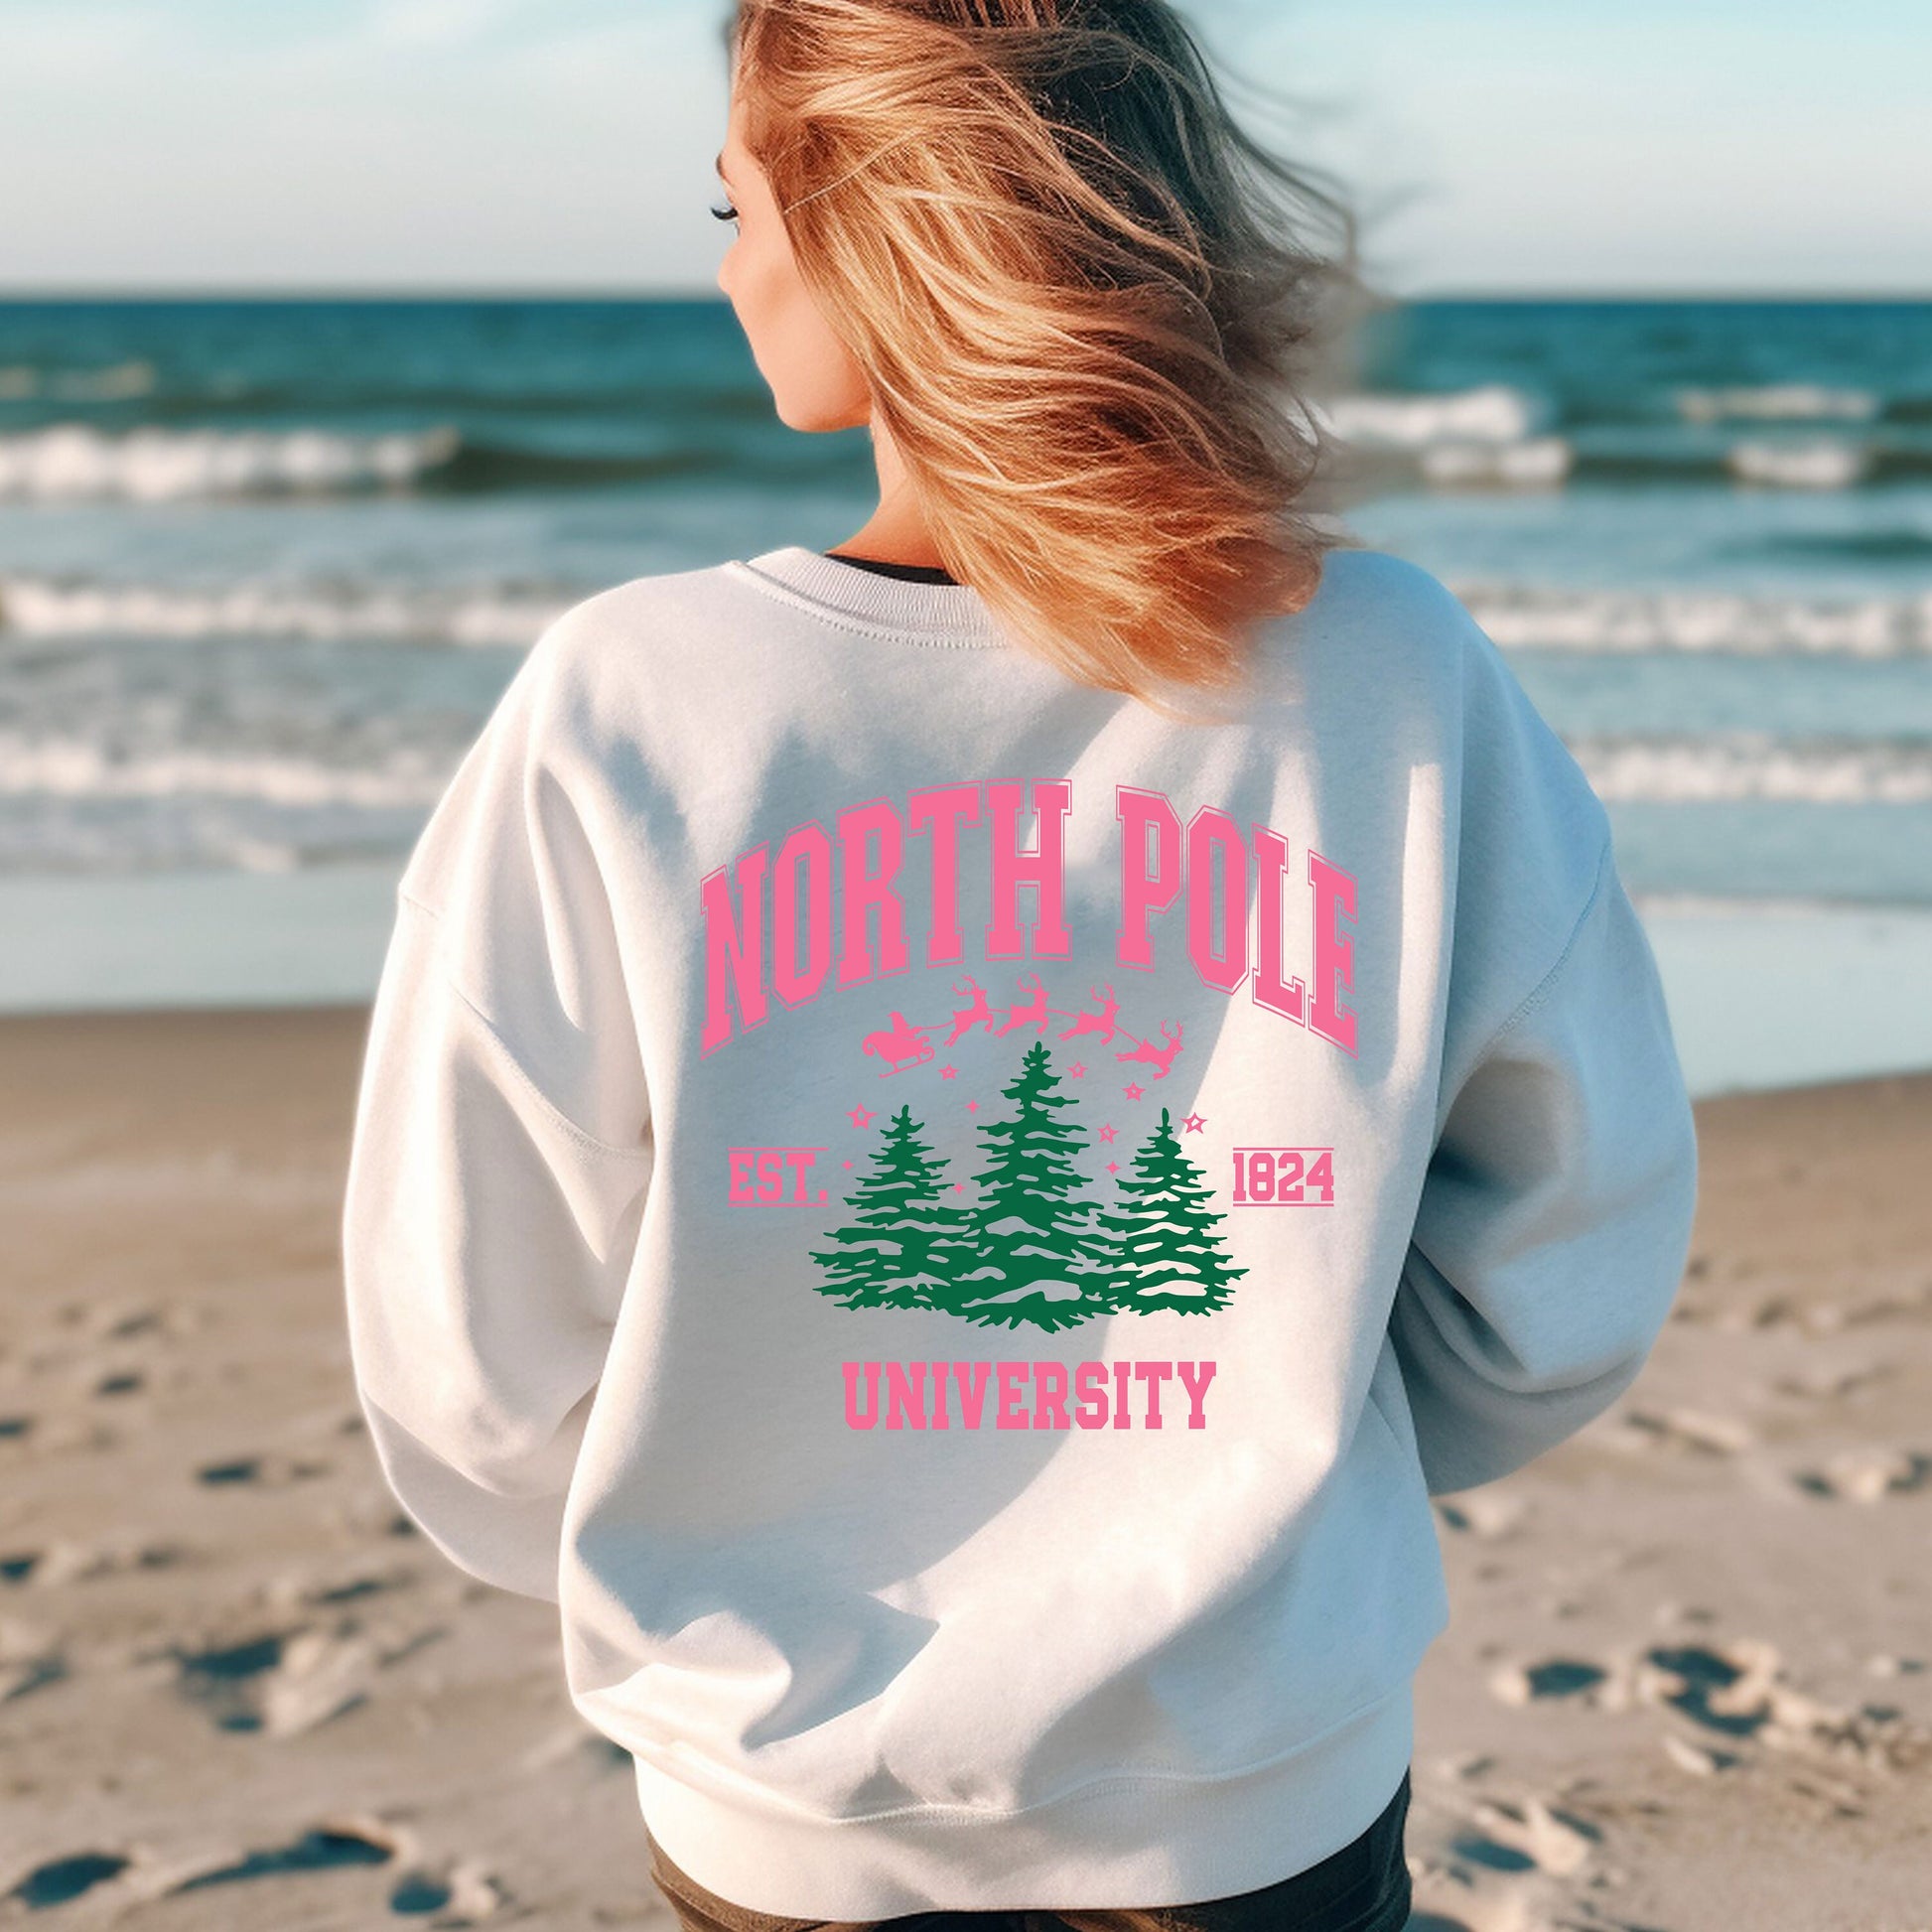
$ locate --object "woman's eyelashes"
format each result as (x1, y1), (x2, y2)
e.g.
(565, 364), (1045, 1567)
(710, 198), (740, 224)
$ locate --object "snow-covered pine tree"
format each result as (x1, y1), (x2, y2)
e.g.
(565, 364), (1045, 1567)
(937, 1039), (1115, 1331)
(808, 1104), (975, 1311)
(1096, 1107), (1246, 1314)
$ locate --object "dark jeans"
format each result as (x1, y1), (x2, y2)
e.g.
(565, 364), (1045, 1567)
(647, 1767), (1412, 1932)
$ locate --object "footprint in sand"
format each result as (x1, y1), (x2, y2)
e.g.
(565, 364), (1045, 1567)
(73, 1300), (175, 1342)
(112, 1818), (507, 1923)
(1642, 1641), (1779, 1738)
(196, 1449), (335, 1487)
(1713, 1291), (1918, 1335)
(171, 1824), (394, 1890)
(4, 1852), (131, 1910)
(1487, 1657), (1609, 1707)
(1790, 1446), (1932, 1502)
(326, 1494), (422, 1540)
(1463, 1795), (1600, 1876)
(171, 1604), (452, 1737)
(1488, 1629), (1932, 1781)
(1639, 1638), (1932, 1774)
(9, 1825), (504, 1922)
(1662, 1732), (1743, 1775)
(1433, 1490), (1532, 1539)
(1599, 1406), (1755, 1456)
(1865, 1653), (1927, 1679)
(266, 1564), (421, 1609)
(25, 1536), (193, 1587)
(171, 1622), (379, 1737)
(387, 1863), (507, 1919)
(1, 1647), (68, 1706)
(1768, 1360), (1891, 1402)
(1406, 1787), (1605, 1931)
(1, 1611), (68, 1706)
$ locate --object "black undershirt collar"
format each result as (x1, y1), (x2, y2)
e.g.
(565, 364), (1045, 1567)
(822, 550), (961, 587)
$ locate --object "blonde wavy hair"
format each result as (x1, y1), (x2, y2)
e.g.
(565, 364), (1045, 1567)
(724, 0), (1361, 719)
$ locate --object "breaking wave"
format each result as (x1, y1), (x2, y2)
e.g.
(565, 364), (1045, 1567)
(1571, 733), (1932, 805)
(0, 575), (570, 647)
(1454, 584), (1932, 657)
(0, 424), (463, 501)
(0, 735), (452, 808)
(0, 424), (722, 501)
(1675, 383), (1880, 424)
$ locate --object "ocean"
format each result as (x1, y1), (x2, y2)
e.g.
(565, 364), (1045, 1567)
(1, 296), (1928, 1094)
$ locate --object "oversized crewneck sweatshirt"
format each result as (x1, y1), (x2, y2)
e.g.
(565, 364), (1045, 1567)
(341, 544), (1700, 1917)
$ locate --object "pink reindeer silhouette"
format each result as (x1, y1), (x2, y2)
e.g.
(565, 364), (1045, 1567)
(1116, 1020), (1183, 1079)
(862, 1011), (935, 1076)
(992, 971), (1052, 1037)
(942, 976), (997, 1046)
(1058, 984), (1122, 1044)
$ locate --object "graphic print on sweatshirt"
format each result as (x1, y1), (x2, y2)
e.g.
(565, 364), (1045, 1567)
(699, 779), (1358, 1426)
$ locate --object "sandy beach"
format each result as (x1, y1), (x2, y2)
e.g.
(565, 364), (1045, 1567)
(1, 1006), (1928, 1929)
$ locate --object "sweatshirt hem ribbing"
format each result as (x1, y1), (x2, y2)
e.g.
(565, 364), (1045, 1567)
(626, 1677), (1414, 1917)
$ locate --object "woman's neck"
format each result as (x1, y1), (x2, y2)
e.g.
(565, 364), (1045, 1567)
(833, 412), (951, 573)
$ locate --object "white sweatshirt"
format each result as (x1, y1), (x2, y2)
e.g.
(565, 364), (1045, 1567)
(342, 544), (1699, 1916)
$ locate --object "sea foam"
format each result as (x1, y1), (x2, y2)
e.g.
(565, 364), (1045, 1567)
(0, 424), (462, 501)
(1453, 584), (1932, 657)
(0, 576), (569, 647)
(1572, 733), (1932, 805)
(1319, 384), (1539, 447)
(1677, 383), (1880, 423)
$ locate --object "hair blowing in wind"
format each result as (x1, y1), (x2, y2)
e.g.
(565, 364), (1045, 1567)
(724, 0), (1361, 718)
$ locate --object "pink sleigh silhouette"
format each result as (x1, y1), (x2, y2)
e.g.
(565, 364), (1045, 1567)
(861, 1012), (936, 1076)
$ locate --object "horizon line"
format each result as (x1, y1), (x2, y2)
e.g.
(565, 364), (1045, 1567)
(0, 284), (1927, 305)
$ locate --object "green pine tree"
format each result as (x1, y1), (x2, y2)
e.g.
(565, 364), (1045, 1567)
(936, 1039), (1116, 1331)
(808, 1104), (976, 1311)
(1096, 1107), (1246, 1314)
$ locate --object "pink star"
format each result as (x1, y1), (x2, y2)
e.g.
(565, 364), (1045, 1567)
(843, 1160), (854, 1170)
(953, 1181), (965, 1192)
(1124, 1082), (1145, 1101)
(1106, 1161), (1120, 1173)
(1097, 1124), (1118, 1144)
(847, 1105), (876, 1129)
(965, 1099), (979, 1113)
(941, 1065), (958, 1080)
(1182, 1112), (1207, 1134)
(1068, 1062), (1086, 1078)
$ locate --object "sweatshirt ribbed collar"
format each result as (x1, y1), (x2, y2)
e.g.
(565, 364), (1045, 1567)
(728, 546), (1010, 647)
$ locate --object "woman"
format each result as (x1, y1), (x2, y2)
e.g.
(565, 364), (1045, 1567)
(342, 4), (1700, 1929)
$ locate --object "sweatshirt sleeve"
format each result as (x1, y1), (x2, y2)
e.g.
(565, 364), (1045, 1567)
(341, 618), (654, 1601)
(1388, 834), (1701, 1497)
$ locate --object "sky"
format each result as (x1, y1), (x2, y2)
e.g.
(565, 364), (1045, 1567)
(0, 0), (1926, 297)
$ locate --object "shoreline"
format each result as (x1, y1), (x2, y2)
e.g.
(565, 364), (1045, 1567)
(7, 866), (1932, 1102)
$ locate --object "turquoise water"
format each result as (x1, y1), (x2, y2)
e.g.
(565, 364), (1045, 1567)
(1, 297), (1928, 1089)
